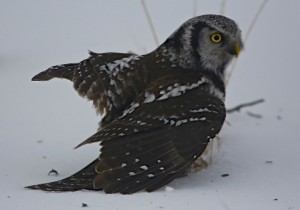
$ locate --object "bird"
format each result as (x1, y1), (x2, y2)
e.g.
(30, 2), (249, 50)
(27, 14), (243, 194)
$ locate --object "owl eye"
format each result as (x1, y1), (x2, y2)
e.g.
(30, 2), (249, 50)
(210, 33), (222, 43)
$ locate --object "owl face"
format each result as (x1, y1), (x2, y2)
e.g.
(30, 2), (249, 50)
(195, 25), (243, 71)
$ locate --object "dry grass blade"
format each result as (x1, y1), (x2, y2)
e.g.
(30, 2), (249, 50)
(225, 0), (269, 85)
(219, 0), (226, 16)
(244, 0), (269, 43)
(141, 0), (159, 47)
(193, 0), (198, 17)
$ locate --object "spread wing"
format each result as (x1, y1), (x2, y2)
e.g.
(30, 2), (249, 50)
(32, 52), (148, 125)
(77, 74), (226, 194)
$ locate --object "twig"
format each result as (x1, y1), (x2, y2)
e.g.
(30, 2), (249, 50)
(141, 0), (159, 47)
(227, 99), (265, 113)
(247, 111), (262, 119)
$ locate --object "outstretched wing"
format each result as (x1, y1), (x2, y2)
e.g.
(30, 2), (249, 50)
(78, 73), (226, 194)
(32, 52), (148, 125)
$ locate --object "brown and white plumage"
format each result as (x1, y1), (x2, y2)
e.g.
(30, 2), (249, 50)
(27, 14), (243, 194)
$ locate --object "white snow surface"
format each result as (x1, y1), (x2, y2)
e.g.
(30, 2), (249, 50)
(1, 1), (300, 209)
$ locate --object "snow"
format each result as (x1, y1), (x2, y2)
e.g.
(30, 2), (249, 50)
(1, 0), (300, 210)
(165, 186), (175, 193)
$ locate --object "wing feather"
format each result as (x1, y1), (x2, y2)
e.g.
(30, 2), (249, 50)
(84, 74), (226, 193)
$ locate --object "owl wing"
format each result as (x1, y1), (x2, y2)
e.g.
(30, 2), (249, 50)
(32, 52), (147, 125)
(77, 73), (226, 194)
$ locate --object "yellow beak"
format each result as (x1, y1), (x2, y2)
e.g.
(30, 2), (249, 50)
(234, 44), (241, 57)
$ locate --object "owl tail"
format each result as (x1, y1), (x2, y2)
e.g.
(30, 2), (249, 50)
(26, 159), (99, 191)
(31, 63), (77, 81)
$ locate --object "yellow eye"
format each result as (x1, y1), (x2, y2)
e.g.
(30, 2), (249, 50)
(210, 33), (222, 43)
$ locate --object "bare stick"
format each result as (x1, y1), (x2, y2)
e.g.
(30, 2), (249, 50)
(141, 0), (159, 47)
(193, 0), (198, 17)
(227, 99), (265, 113)
(219, 0), (226, 16)
(225, 0), (269, 85)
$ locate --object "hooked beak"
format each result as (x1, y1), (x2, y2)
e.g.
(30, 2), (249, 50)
(234, 44), (241, 57)
(227, 42), (242, 57)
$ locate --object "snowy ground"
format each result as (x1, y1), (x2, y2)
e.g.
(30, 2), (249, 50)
(1, 0), (300, 209)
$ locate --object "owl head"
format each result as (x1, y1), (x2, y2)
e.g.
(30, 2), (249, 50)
(161, 14), (244, 77)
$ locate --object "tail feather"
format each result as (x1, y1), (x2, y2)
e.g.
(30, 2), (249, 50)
(26, 159), (99, 191)
(31, 63), (77, 81)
